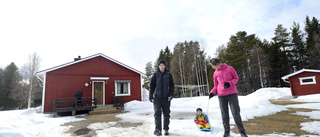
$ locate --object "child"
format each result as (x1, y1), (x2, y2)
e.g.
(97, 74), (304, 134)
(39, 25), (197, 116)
(194, 108), (211, 129)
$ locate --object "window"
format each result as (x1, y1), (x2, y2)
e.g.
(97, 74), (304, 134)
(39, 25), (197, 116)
(299, 76), (316, 85)
(115, 81), (131, 96)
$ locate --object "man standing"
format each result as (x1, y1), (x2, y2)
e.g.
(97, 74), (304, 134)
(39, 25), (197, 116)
(149, 60), (175, 136)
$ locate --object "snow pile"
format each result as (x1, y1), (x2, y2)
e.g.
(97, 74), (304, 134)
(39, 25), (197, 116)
(0, 108), (84, 137)
(246, 87), (292, 99)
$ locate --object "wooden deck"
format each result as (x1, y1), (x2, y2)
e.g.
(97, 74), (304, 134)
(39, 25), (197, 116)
(52, 97), (97, 117)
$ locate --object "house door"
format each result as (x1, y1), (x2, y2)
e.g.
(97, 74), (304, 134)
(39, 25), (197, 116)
(94, 82), (104, 105)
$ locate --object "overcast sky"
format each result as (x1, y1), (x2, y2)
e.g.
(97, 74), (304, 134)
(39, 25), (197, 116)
(0, 0), (319, 73)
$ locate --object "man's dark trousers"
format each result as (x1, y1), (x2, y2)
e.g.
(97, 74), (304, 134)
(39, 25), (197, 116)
(154, 97), (171, 131)
(218, 93), (245, 133)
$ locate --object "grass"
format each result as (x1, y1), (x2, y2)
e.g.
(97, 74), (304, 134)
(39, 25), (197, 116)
(268, 99), (317, 105)
(231, 99), (320, 136)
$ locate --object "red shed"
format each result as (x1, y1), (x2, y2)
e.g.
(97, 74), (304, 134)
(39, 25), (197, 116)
(282, 69), (320, 96)
(37, 53), (145, 112)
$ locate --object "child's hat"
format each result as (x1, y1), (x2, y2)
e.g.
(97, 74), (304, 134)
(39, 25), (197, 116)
(196, 108), (202, 112)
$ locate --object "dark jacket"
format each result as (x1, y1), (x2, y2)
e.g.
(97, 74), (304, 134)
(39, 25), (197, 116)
(149, 68), (174, 99)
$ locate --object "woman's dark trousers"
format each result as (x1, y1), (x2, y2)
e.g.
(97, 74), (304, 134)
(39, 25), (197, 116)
(219, 93), (245, 133)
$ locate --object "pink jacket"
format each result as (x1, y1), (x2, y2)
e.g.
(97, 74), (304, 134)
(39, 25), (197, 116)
(210, 63), (239, 96)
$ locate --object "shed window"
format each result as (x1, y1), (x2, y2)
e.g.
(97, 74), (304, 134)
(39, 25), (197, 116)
(115, 81), (131, 96)
(299, 76), (316, 85)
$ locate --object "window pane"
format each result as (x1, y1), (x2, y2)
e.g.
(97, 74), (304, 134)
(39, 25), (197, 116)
(95, 83), (102, 92)
(123, 83), (128, 94)
(116, 81), (130, 95)
(302, 79), (313, 83)
(117, 83), (121, 94)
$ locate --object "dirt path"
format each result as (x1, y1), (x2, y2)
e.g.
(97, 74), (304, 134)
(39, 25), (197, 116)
(63, 112), (142, 137)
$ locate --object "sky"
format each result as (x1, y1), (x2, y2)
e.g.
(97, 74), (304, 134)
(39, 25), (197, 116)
(1, 0), (320, 73)
(1, 88), (320, 137)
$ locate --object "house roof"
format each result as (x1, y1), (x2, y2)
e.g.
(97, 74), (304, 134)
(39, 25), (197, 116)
(37, 53), (145, 76)
(281, 69), (320, 80)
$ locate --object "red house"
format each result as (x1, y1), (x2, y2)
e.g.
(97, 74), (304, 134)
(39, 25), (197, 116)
(282, 69), (320, 96)
(37, 53), (145, 113)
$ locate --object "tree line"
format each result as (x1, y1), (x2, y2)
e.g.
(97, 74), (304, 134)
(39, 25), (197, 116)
(0, 53), (42, 110)
(143, 16), (320, 96)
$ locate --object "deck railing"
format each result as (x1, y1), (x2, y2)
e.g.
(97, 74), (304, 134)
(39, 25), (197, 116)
(52, 97), (97, 117)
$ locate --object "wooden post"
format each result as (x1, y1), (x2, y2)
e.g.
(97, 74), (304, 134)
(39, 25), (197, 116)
(72, 110), (76, 116)
(94, 97), (97, 108)
(53, 99), (57, 117)
(53, 99), (57, 112)
(74, 97), (77, 110)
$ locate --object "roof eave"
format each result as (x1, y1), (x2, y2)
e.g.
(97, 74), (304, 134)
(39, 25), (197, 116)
(281, 69), (320, 80)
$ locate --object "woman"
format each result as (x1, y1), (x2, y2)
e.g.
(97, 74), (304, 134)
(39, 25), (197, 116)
(208, 58), (248, 137)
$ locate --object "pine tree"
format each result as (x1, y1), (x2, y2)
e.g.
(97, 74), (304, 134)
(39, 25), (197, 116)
(305, 16), (320, 69)
(291, 22), (307, 70)
(142, 61), (154, 90)
(0, 63), (21, 110)
(154, 46), (172, 71)
(224, 31), (258, 94)
(271, 24), (292, 87)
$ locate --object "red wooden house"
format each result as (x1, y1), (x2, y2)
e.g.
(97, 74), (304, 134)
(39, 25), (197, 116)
(282, 69), (320, 96)
(36, 53), (145, 112)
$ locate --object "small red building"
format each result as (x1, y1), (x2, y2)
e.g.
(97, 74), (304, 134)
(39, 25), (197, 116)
(37, 53), (145, 112)
(282, 69), (320, 96)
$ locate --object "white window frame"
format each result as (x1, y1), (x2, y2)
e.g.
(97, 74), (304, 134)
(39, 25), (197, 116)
(115, 80), (131, 96)
(299, 76), (316, 85)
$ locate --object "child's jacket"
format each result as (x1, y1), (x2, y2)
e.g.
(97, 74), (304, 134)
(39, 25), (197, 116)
(194, 114), (208, 124)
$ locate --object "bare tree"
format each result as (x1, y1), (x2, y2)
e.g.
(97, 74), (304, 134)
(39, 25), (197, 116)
(21, 53), (40, 108)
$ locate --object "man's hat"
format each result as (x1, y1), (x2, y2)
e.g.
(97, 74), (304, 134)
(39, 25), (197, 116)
(158, 60), (166, 66)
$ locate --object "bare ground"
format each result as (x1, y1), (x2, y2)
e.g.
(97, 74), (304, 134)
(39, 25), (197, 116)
(63, 112), (142, 137)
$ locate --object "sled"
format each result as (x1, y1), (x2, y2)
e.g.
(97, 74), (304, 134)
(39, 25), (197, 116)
(196, 114), (212, 131)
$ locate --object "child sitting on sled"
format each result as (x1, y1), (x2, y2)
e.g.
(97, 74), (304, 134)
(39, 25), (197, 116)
(194, 108), (211, 129)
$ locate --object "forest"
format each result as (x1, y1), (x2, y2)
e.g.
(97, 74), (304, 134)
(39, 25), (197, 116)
(0, 53), (42, 110)
(143, 16), (320, 97)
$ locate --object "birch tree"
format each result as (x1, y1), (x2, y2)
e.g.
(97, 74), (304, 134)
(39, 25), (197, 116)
(21, 53), (40, 108)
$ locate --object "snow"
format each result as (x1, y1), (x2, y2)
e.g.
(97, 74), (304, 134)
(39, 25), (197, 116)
(0, 107), (85, 137)
(0, 88), (319, 137)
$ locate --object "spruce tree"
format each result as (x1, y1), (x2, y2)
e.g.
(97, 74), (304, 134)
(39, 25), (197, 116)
(0, 63), (21, 110)
(224, 31), (258, 94)
(305, 16), (320, 69)
(142, 61), (154, 90)
(291, 22), (307, 70)
(271, 24), (292, 87)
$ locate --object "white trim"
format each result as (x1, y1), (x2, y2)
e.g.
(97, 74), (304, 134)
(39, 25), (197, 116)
(115, 80), (131, 96)
(282, 69), (320, 80)
(299, 76), (316, 85)
(41, 74), (46, 112)
(92, 81), (106, 105)
(141, 75), (143, 101)
(90, 77), (109, 80)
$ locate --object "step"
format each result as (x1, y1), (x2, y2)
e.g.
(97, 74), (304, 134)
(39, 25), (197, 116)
(89, 109), (122, 115)
(92, 107), (117, 112)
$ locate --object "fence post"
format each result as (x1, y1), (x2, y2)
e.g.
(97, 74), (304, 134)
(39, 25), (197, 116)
(94, 97), (97, 108)
(74, 97), (78, 110)
(53, 99), (57, 117)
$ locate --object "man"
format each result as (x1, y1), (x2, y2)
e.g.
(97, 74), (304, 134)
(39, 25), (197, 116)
(149, 60), (175, 136)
